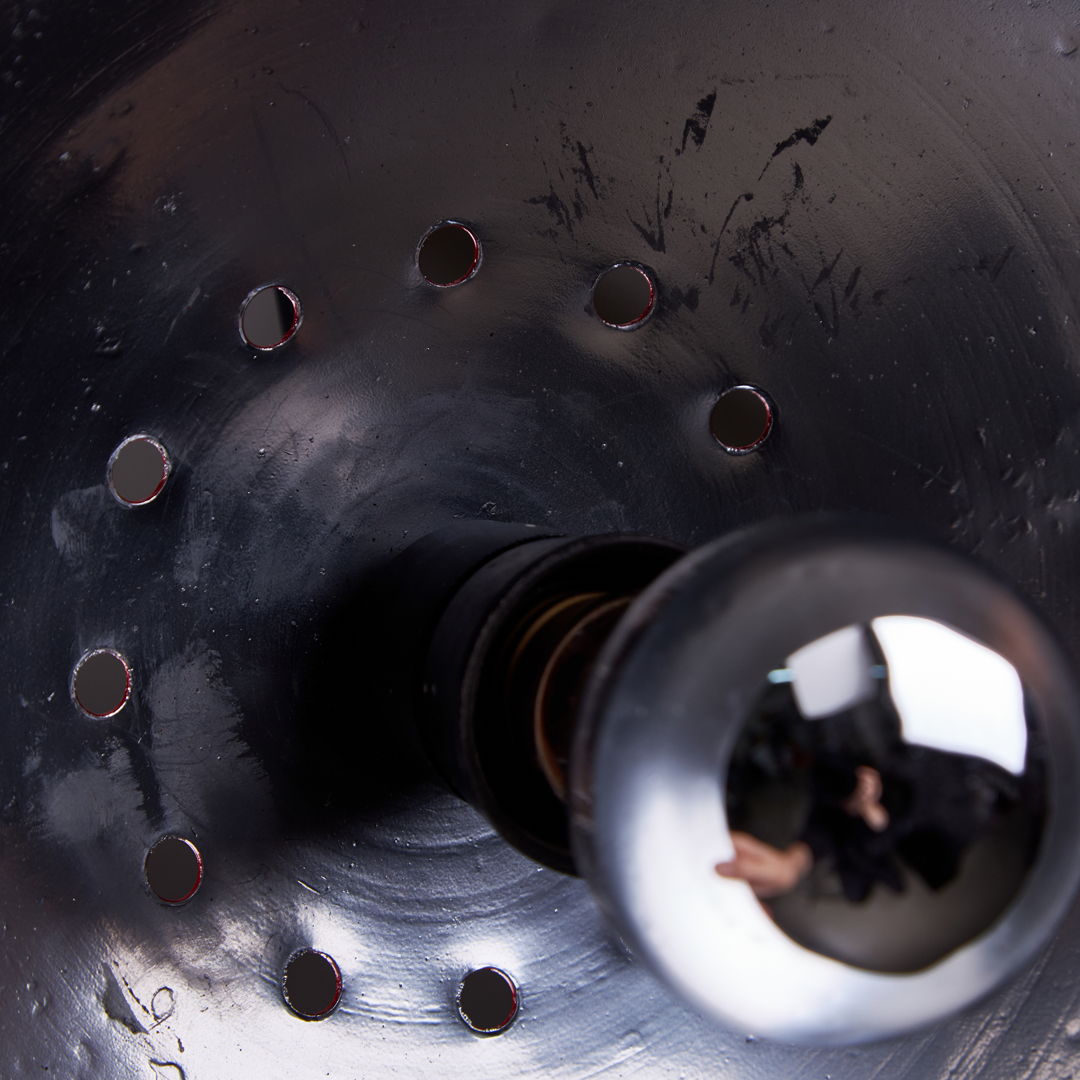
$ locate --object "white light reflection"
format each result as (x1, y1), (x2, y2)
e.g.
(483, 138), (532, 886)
(871, 616), (1027, 775)
(788, 625), (876, 719)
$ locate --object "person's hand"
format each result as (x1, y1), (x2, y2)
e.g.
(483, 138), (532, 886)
(843, 765), (890, 832)
(715, 832), (813, 899)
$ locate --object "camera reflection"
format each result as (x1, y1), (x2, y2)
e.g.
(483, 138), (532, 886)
(717, 619), (1046, 972)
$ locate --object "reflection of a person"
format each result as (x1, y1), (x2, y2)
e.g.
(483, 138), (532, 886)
(716, 630), (1031, 903)
(717, 765), (887, 898)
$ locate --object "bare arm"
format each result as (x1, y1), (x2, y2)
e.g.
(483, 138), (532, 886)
(715, 832), (814, 899)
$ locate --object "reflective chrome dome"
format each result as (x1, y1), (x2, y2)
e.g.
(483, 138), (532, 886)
(571, 521), (1080, 1044)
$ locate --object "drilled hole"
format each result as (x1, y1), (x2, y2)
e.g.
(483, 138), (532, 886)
(108, 435), (170, 506)
(592, 263), (656, 328)
(282, 949), (342, 1020)
(72, 649), (131, 718)
(710, 385), (775, 453)
(417, 222), (481, 287)
(457, 967), (519, 1034)
(145, 836), (203, 904)
(239, 284), (302, 350)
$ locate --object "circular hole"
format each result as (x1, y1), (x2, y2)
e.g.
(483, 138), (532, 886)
(709, 385), (775, 454)
(417, 222), (481, 287)
(72, 649), (131, 718)
(282, 949), (342, 1020)
(457, 967), (519, 1035)
(239, 284), (302, 350)
(592, 263), (656, 328)
(145, 836), (203, 904)
(107, 435), (170, 506)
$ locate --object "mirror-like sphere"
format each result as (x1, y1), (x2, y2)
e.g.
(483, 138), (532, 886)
(721, 617), (1046, 973)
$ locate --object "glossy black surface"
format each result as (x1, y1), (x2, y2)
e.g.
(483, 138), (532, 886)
(5, 0), (1080, 1073)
